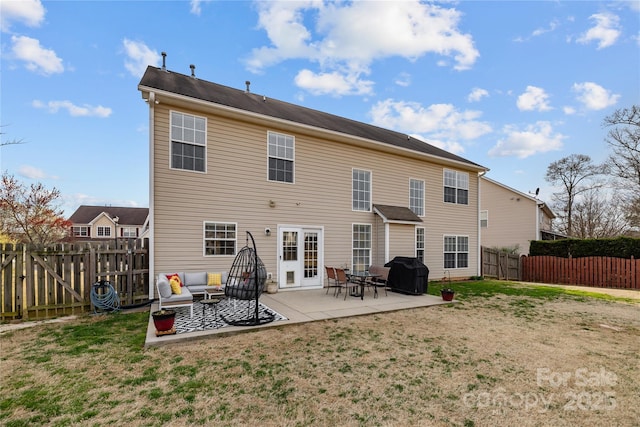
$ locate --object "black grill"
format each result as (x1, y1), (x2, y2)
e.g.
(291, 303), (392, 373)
(385, 257), (429, 295)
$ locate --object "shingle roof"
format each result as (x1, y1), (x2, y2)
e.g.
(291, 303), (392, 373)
(138, 66), (486, 170)
(68, 206), (149, 225)
(373, 204), (423, 223)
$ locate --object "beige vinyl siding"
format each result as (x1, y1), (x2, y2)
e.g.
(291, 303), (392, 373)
(152, 103), (481, 281)
(388, 224), (417, 258)
(480, 178), (537, 255)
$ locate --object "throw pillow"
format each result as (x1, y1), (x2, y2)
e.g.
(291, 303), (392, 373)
(208, 273), (222, 286)
(157, 276), (172, 298)
(169, 277), (182, 294)
(166, 273), (183, 287)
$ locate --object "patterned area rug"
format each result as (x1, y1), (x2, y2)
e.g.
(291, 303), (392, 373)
(171, 298), (287, 334)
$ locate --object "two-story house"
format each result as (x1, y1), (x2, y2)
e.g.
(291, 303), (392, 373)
(479, 176), (562, 255)
(138, 65), (488, 293)
(68, 205), (149, 242)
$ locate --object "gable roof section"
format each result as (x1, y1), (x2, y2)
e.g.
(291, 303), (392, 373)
(373, 204), (423, 224)
(68, 205), (149, 225)
(138, 66), (486, 171)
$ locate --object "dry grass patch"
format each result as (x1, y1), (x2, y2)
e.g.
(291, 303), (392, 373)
(1, 282), (639, 426)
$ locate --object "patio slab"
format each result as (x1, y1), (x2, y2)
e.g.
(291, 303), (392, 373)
(145, 287), (454, 347)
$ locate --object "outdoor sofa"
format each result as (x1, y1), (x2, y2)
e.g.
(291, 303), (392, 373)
(155, 271), (228, 317)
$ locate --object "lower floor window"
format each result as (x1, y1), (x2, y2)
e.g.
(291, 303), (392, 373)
(444, 235), (468, 268)
(204, 222), (236, 256)
(416, 227), (425, 263)
(352, 224), (371, 273)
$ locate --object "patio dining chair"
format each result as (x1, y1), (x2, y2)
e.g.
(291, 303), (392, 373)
(325, 266), (340, 295)
(334, 267), (355, 300)
(368, 265), (390, 298)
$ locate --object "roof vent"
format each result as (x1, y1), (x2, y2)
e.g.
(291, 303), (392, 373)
(161, 52), (167, 71)
(190, 64), (196, 78)
(245, 80), (251, 93)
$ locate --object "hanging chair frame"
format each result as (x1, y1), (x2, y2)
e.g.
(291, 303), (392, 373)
(221, 231), (275, 326)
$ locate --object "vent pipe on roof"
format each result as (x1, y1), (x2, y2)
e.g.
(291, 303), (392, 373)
(190, 64), (196, 78)
(161, 52), (167, 71)
(245, 81), (251, 93)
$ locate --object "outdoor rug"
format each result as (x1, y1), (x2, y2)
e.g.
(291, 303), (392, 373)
(172, 298), (287, 334)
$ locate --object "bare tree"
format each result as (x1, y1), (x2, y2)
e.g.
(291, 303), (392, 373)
(571, 188), (629, 238)
(545, 154), (607, 236)
(0, 172), (72, 247)
(603, 105), (640, 230)
(0, 125), (25, 147)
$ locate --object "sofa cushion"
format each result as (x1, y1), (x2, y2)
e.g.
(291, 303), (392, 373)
(207, 273), (222, 286)
(157, 276), (172, 298)
(170, 277), (183, 294)
(164, 289), (193, 302)
(166, 273), (184, 287)
(184, 272), (207, 286)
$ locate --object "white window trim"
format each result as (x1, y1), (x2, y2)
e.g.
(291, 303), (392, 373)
(203, 221), (238, 257)
(443, 234), (469, 269)
(267, 131), (295, 184)
(73, 226), (89, 237)
(170, 110), (207, 174)
(443, 169), (469, 205)
(409, 178), (425, 217)
(352, 223), (372, 273)
(97, 226), (111, 237)
(415, 227), (425, 261)
(352, 168), (372, 212)
(480, 210), (488, 228)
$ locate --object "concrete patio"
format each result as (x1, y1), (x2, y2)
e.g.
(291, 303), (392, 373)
(145, 287), (454, 347)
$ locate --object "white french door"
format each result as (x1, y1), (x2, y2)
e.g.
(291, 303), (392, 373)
(278, 226), (323, 289)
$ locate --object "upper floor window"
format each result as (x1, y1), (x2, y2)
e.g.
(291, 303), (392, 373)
(410, 179), (424, 216)
(352, 169), (371, 211)
(72, 226), (88, 237)
(204, 222), (236, 256)
(444, 235), (469, 269)
(444, 169), (469, 205)
(97, 226), (111, 237)
(480, 210), (488, 228)
(122, 227), (137, 238)
(268, 131), (294, 183)
(171, 111), (206, 172)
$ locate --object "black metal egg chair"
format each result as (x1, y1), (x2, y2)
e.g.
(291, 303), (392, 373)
(221, 231), (275, 326)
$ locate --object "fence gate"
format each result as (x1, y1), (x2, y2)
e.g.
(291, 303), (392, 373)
(481, 247), (521, 280)
(1, 240), (149, 321)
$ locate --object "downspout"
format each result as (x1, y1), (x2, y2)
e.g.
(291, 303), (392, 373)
(477, 170), (487, 277)
(147, 91), (156, 300)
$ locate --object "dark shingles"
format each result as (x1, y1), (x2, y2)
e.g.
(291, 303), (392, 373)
(68, 206), (148, 225)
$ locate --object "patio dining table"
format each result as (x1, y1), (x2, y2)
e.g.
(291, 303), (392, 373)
(347, 271), (381, 300)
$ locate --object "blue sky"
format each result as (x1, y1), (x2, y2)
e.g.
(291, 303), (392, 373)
(1, 0), (638, 216)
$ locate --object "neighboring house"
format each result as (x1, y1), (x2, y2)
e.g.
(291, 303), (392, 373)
(68, 205), (149, 241)
(138, 65), (488, 294)
(480, 176), (562, 255)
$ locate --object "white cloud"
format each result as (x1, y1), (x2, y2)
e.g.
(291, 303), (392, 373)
(577, 13), (621, 49)
(246, 1), (479, 96)
(515, 19), (559, 42)
(370, 99), (492, 153)
(517, 86), (552, 112)
(488, 121), (565, 158)
(394, 72), (411, 88)
(11, 35), (63, 75)
(468, 88), (489, 103)
(18, 165), (57, 180)
(572, 82), (620, 110)
(563, 106), (576, 115)
(122, 39), (160, 77)
(32, 100), (112, 117)
(294, 69), (374, 96)
(0, 0), (45, 32)
(190, 0), (212, 16)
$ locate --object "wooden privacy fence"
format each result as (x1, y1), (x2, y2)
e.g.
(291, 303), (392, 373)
(521, 256), (639, 289)
(1, 239), (149, 321)
(481, 247), (521, 280)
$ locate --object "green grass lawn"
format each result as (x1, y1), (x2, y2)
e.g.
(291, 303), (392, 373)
(1, 280), (637, 427)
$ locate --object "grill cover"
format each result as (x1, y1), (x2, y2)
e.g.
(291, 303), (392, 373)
(384, 257), (429, 295)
